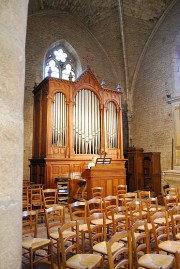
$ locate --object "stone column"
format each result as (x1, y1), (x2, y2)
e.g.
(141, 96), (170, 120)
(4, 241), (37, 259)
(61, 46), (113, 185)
(0, 1), (28, 268)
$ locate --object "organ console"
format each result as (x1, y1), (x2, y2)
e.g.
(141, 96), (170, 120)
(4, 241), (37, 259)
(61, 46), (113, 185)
(30, 67), (126, 197)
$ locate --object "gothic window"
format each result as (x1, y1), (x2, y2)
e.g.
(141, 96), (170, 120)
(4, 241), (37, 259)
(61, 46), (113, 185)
(44, 47), (76, 81)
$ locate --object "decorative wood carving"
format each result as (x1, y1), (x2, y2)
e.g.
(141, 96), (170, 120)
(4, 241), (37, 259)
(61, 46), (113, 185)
(30, 67), (126, 191)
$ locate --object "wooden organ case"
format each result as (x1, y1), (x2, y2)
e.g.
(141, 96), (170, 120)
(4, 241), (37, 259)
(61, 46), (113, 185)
(30, 68), (126, 196)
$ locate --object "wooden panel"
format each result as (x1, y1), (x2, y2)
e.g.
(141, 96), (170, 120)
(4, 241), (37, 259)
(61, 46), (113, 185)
(127, 147), (161, 194)
(30, 70), (126, 191)
(82, 165), (126, 199)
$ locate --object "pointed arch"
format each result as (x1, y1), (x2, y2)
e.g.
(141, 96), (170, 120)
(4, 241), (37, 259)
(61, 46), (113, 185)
(43, 39), (82, 80)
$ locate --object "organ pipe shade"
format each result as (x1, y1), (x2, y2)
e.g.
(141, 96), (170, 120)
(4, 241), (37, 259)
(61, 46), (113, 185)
(52, 92), (67, 146)
(106, 101), (118, 148)
(73, 89), (101, 154)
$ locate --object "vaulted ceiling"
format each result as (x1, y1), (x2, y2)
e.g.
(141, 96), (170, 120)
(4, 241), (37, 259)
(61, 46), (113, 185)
(28, 0), (173, 29)
(27, 0), (175, 93)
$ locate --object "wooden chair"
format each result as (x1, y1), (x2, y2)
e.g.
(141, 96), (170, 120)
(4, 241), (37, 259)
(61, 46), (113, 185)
(91, 186), (103, 198)
(58, 220), (103, 269)
(164, 194), (179, 211)
(44, 205), (67, 268)
(87, 197), (103, 216)
(87, 212), (107, 256)
(138, 190), (151, 210)
(42, 188), (58, 208)
(151, 211), (180, 268)
(128, 200), (147, 225)
(116, 184), (127, 205)
(111, 206), (129, 233)
(131, 219), (174, 269)
(116, 184), (127, 195)
(22, 210), (54, 269)
(122, 192), (137, 207)
(106, 230), (132, 269)
(145, 197), (162, 222)
(169, 205), (180, 240)
(103, 195), (118, 219)
(22, 186), (31, 211)
(68, 201), (89, 252)
(29, 183), (44, 189)
(23, 180), (30, 187)
(87, 212), (124, 266)
(164, 187), (178, 196)
(30, 187), (44, 221)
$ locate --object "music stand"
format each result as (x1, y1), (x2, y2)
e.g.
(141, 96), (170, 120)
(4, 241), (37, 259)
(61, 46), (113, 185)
(95, 158), (112, 165)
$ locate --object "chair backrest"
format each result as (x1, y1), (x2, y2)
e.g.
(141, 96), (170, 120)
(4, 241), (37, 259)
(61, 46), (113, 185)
(29, 183), (44, 189)
(22, 210), (37, 238)
(116, 184), (127, 195)
(91, 187), (103, 198)
(106, 230), (132, 269)
(129, 200), (145, 224)
(111, 206), (129, 232)
(30, 187), (43, 209)
(150, 211), (170, 253)
(145, 197), (161, 221)
(22, 186), (31, 211)
(58, 220), (79, 269)
(131, 219), (150, 267)
(68, 201), (87, 223)
(138, 190), (151, 200)
(164, 187), (177, 196)
(23, 180), (30, 187)
(42, 188), (58, 207)
(87, 197), (103, 216)
(169, 205), (180, 240)
(122, 192), (137, 207)
(164, 194), (178, 211)
(103, 195), (118, 218)
(44, 205), (65, 238)
(87, 212), (107, 253)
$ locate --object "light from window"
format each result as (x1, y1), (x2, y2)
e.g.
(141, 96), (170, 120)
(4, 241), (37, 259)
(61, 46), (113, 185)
(44, 46), (76, 81)
(62, 64), (75, 81)
(54, 49), (67, 62)
(45, 59), (59, 78)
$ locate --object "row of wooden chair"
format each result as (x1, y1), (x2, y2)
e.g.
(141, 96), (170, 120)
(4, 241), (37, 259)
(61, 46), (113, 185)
(23, 187), (58, 211)
(22, 203), (180, 268)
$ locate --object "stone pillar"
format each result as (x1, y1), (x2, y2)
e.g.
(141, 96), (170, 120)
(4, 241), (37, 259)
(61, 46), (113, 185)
(0, 1), (28, 268)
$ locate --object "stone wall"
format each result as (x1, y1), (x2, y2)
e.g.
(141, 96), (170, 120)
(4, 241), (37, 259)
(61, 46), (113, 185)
(0, 1), (28, 268)
(130, 2), (180, 172)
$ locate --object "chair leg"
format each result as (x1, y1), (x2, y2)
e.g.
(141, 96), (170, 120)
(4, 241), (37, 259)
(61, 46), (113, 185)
(57, 240), (61, 269)
(30, 250), (33, 269)
(81, 231), (85, 253)
(99, 256), (104, 269)
(49, 240), (54, 269)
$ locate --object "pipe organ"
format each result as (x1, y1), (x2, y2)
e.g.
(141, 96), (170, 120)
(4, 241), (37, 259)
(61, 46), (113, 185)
(30, 67), (126, 193)
(74, 89), (101, 154)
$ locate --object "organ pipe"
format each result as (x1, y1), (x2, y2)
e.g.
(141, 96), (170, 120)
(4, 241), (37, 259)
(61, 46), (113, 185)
(106, 101), (118, 148)
(73, 89), (101, 154)
(52, 92), (67, 146)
